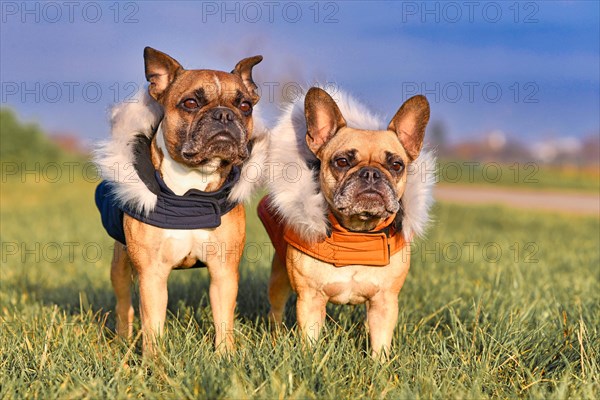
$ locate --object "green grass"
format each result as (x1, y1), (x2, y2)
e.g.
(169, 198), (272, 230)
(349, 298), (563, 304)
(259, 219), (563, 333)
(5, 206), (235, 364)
(437, 160), (600, 192)
(1, 177), (599, 399)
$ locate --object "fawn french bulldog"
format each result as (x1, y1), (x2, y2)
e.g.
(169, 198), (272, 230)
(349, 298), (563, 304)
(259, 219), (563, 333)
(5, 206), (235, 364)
(259, 87), (434, 357)
(95, 47), (265, 354)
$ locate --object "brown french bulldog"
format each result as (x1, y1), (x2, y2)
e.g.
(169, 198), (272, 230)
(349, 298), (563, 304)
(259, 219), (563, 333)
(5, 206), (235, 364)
(109, 47), (262, 354)
(266, 87), (430, 357)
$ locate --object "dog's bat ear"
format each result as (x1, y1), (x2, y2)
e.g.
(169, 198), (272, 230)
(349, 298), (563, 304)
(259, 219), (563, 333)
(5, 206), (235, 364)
(232, 55), (263, 104)
(388, 95), (430, 161)
(144, 47), (183, 100)
(304, 87), (347, 155)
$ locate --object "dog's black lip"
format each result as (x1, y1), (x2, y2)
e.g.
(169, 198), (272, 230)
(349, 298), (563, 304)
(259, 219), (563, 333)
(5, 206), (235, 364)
(182, 157), (233, 168)
(208, 131), (236, 142)
(181, 158), (207, 168)
(336, 206), (389, 217)
(356, 189), (385, 199)
(356, 188), (398, 214)
(336, 190), (397, 217)
(358, 211), (377, 218)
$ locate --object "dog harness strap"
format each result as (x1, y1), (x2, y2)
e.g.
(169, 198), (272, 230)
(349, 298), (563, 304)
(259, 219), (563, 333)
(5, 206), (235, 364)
(123, 169), (239, 229)
(95, 167), (240, 245)
(257, 195), (406, 267)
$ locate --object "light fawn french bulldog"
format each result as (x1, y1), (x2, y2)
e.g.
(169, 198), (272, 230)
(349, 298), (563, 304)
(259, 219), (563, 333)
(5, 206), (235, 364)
(260, 87), (430, 357)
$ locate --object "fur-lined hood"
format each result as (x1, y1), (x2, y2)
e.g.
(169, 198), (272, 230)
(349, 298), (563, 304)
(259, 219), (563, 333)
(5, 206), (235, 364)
(93, 90), (269, 215)
(267, 87), (436, 242)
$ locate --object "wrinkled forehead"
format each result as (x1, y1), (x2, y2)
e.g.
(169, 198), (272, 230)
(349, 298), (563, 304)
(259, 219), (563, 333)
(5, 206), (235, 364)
(325, 128), (409, 160)
(168, 70), (247, 100)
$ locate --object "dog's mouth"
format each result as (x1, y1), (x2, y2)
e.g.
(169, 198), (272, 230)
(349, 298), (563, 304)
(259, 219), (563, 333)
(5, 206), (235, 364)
(207, 130), (237, 144)
(185, 157), (231, 169)
(333, 186), (400, 230)
(184, 153), (244, 168)
(180, 132), (248, 167)
(337, 207), (392, 220)
(333, 207), (394, 232)
(337, 189), (397, 212)
(356, 189), (385, 201)
(355, 211), (383, 221)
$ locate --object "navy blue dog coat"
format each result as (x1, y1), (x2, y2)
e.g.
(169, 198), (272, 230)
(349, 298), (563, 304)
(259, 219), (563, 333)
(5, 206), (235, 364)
(95, 135), (240, 248)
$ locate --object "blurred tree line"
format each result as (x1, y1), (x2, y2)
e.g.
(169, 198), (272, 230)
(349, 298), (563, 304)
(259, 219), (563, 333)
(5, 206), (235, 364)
(0, 108), (73, 166)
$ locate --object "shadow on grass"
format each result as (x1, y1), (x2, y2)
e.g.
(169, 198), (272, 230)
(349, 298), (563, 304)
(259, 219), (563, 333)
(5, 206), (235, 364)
(18, 252), (375, 347)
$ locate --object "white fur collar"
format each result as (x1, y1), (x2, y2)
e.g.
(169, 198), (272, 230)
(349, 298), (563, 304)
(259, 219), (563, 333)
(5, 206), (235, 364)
(154, 124), (223, 195)
(267, 87), (436, 242)
(93, 90), (269, 215)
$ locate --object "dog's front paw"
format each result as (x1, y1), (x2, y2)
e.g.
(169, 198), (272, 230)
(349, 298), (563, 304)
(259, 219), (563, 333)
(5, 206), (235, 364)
(215, 341), (236, 359)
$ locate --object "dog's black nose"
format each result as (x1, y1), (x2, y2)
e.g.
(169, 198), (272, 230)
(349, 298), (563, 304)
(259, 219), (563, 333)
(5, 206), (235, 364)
(358, 167), (381, 184)
(211, 107), (235, 124)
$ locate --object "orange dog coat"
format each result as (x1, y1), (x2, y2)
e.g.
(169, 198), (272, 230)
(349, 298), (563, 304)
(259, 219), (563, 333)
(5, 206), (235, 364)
(257, 195), (407, 267)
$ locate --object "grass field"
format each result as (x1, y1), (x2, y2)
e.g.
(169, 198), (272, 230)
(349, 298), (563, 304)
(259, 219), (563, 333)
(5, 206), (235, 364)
(1, 175), (599, 399)
(436, 160), (600, 192)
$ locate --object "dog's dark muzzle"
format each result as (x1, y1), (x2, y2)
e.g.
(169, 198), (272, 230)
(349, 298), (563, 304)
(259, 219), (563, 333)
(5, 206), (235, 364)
(335, 166), (400, 216)
(180, 106), (248, 163)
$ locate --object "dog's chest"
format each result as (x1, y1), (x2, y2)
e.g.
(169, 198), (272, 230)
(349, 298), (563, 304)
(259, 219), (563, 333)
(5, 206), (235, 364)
(291, 249), (410, 305)
(323, 268), (383, 305)
(162, 228), (215, 264)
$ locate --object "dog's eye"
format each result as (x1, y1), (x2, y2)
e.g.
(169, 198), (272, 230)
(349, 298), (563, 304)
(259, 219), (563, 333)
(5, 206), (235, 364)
(335, 158), (350, 168)
(239, 101), (252, 114)
(182, 99), (199, 109)
(391, 161), (404, 172)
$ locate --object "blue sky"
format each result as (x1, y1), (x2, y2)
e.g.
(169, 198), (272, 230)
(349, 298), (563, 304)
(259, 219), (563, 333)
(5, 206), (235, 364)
(1, 1), (598, 145)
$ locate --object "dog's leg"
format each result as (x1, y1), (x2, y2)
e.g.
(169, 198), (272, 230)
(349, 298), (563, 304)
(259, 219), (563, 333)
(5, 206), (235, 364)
(136, 264), (170, 355)
(267, 255), (291, 326)
(208, 255), (240, 354)
(110, 242), (134, 339)
(364, 301), (371, 335)
(122, 216), (172, 355)
(296, 291), (328, 344)
(366, 292), (399, 358)
(205, 204), (245, 354)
